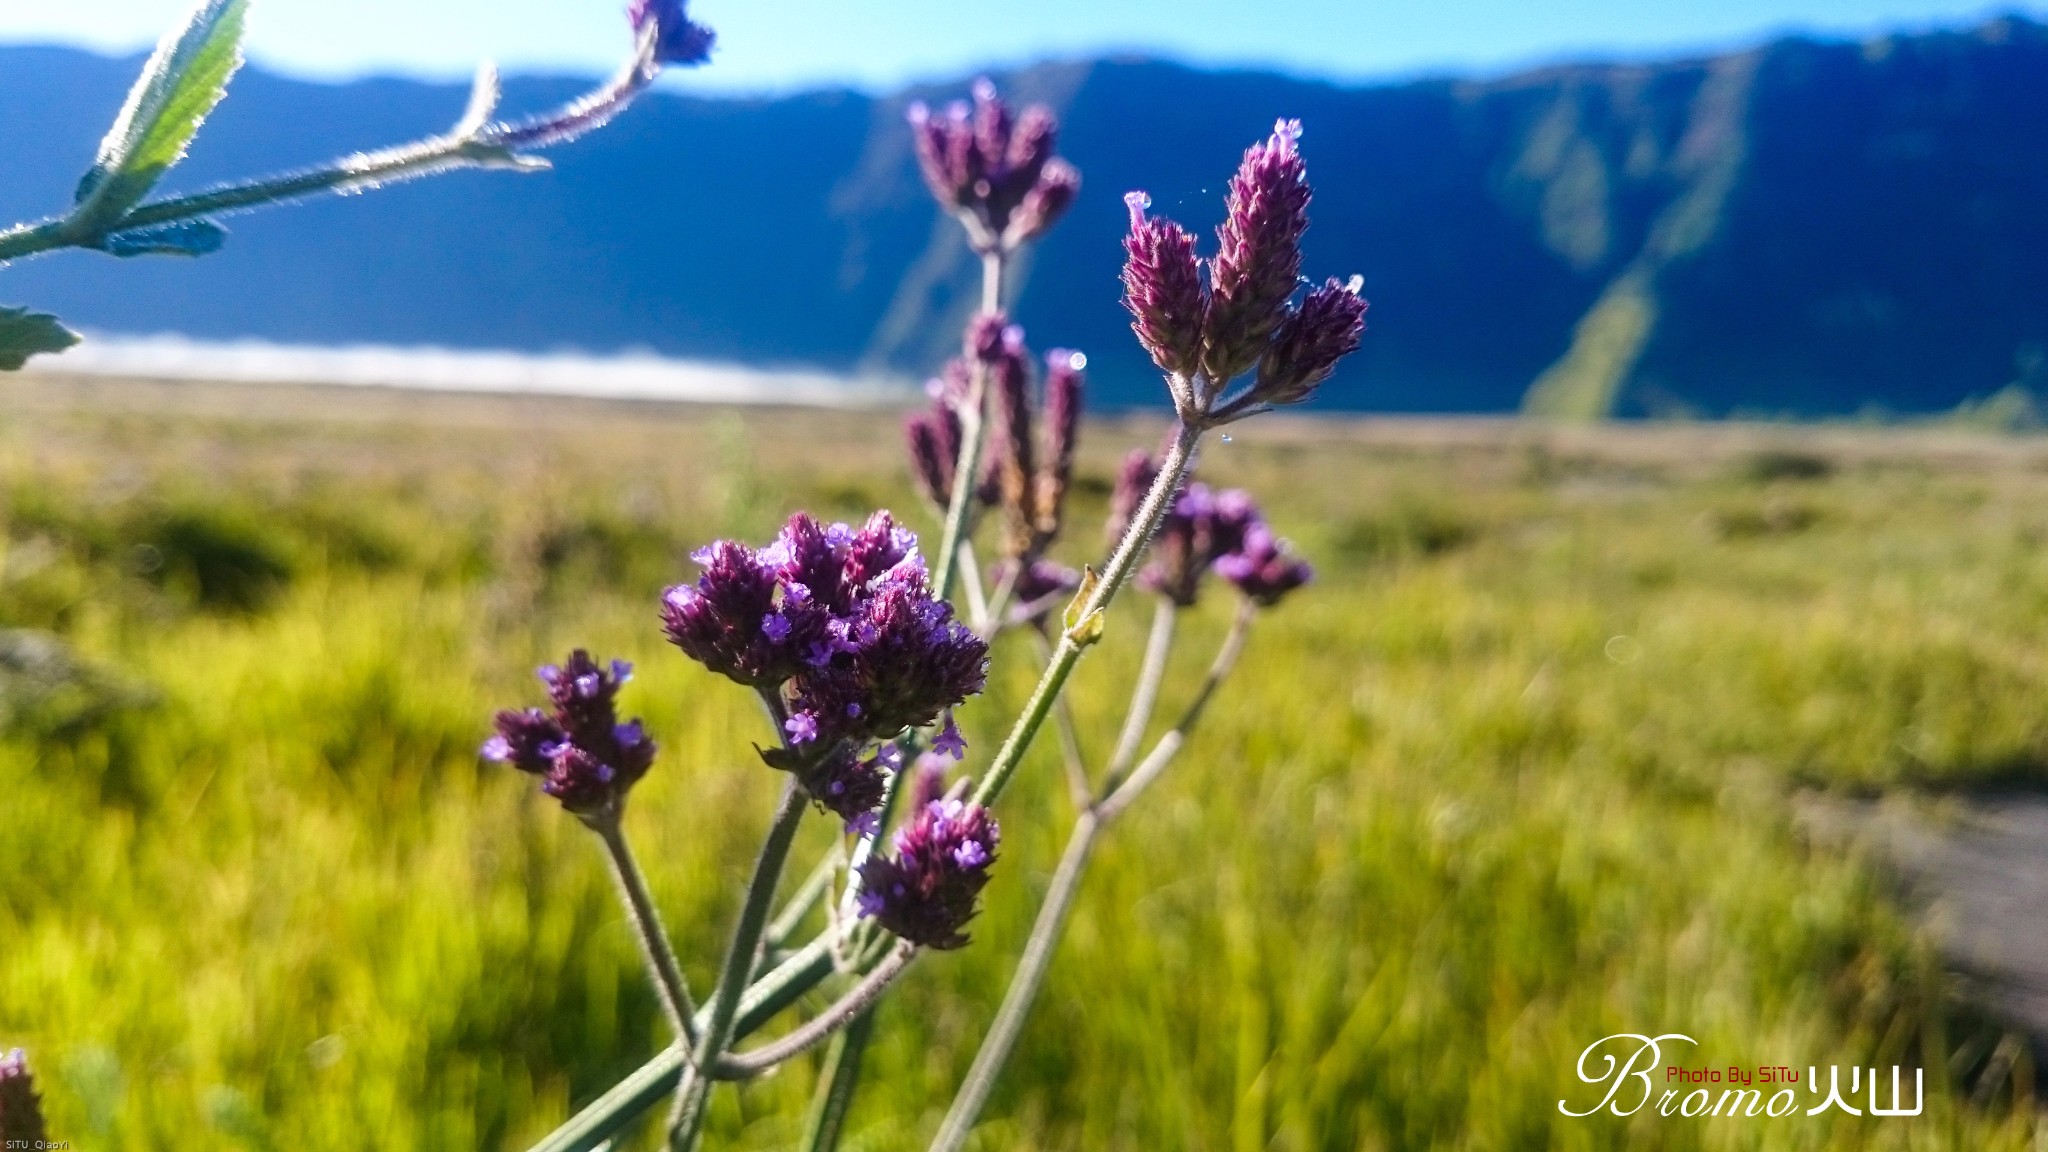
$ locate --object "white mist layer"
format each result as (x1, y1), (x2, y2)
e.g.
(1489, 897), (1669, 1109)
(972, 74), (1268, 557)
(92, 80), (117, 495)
(33, 333), (915, 408)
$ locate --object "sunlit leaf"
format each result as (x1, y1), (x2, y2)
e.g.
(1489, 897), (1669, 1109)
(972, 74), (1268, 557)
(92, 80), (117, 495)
(73, 0), (249, 228)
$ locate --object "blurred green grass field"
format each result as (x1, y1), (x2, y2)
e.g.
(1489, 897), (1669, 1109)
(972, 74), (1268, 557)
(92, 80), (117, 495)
(2, 377), (2047, 1149)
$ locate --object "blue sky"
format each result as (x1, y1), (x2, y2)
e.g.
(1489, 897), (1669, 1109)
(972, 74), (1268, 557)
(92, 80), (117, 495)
(2, 0), (2041, 93)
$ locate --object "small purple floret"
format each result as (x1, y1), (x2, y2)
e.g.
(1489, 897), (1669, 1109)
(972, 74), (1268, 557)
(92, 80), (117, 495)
(786, 711), (820, 744)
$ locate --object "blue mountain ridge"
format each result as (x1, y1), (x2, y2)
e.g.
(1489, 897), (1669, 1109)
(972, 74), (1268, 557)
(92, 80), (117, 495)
(2, 16), (2046, 415)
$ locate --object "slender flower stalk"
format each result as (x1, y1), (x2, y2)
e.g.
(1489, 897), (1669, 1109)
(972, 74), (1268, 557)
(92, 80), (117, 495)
(712, 943), (918, 1078)
(1103, 597), (1178, 782)
(971, 416), (1201, 809)
(527, 935), (838, 1152)
(933, 598), (1260, 1151)
(668, 777), (813, 1149)
(593, 818), (700, 1050)
(927, 808), (1100, 1152)
(1100, 599), (1257, 819)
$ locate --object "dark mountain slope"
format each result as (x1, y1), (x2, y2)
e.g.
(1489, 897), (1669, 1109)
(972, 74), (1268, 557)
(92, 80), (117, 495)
(1, 19), (2045, 415)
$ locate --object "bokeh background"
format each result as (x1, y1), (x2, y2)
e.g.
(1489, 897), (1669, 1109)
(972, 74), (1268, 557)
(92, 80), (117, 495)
(4, 1), (2048, 1148)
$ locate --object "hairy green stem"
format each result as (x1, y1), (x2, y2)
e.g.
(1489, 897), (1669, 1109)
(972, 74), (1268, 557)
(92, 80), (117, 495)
(933, 600), (1256, 1148)
(799, 1009), (876, 1152)
(1029, 628), (1095, 809)
(593, 816), (700, 1051)
(1101, 598), (1179, 790)
(970, 418), (1203, 809)
(766, 848), (840, 952)
(1100, 598), (1255, 819)
(928, 809), (1101, 1152)
(667, 778), (812, 1147)
(0, 40), (660, 265)
(715, 944), (918, 1079)
(525, 936), (837, 1152)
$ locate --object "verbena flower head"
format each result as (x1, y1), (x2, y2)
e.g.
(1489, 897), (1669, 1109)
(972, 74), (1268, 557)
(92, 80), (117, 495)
(1122, 192), (1206, 390)
(1035, 349), (1085, 541)
(784, 563), (989, 748)
(904, 358), (1002, 511)
(1140, 483), (1258, 605)
(1203, 119), (1311, 384)
(666, 512), (988, 753)
(1119, 120), (1367, 423)
(906, 328), (1087, 567)
(858, 798), (1001, 949)
(907, 80), (1080, 253)
(1216, 521), (1314, 606)
(1252, 276), (1369, 409)
(484, 650), (656, 819)
(0, 1050), (45, 1146)
(627, 0), (716, 66)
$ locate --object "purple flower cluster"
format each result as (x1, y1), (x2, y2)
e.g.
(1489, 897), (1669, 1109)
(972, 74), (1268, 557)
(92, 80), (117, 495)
(1216, 522), (1315, 606)
(858, 797), (1001, 949)
(0, 1050), (44, 1146)
(626, 0), (715, 67)
(905, 320), (1087, 567)
(909, 79), (1080, 254)
(661, 512), (989, 827)
(1111, 451), (1313, 608)
(484, 651), (656, 819)
(1120, 120), (1369, 423)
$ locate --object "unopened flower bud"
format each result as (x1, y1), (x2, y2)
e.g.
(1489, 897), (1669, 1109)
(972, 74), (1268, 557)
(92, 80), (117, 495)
(1121, 192), (1207, 393)
(661, 540), (797, 687)
(1003, 160), (1079, 248)
(1004, 105), (1059, 194)
(801, 745), (889, 835)
(987, 327), (1037, 561)
(1202, 119), (1311, 385)
(1249, 276), (1368, 409)
(965, 312), (1010, 363)
(857, 798), (1000, 949)
(1034, 349), (1085, 542)
(906, 406), (959, 509)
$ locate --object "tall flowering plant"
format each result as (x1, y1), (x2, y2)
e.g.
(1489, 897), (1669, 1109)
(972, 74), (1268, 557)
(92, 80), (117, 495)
(0, 5), (1368, 1146)
(490, 85), (1365, 1150)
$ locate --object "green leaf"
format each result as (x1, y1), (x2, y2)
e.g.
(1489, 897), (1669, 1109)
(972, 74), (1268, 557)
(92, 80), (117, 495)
(1062, 566), (1107, 647)
(99, 219), (227, 258)
(73, 0), (249, 228)
(0, 307), (81, 371)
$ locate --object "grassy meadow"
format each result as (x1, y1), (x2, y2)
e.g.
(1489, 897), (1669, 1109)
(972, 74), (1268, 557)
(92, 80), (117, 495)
(3, 376), (2048, 1149)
